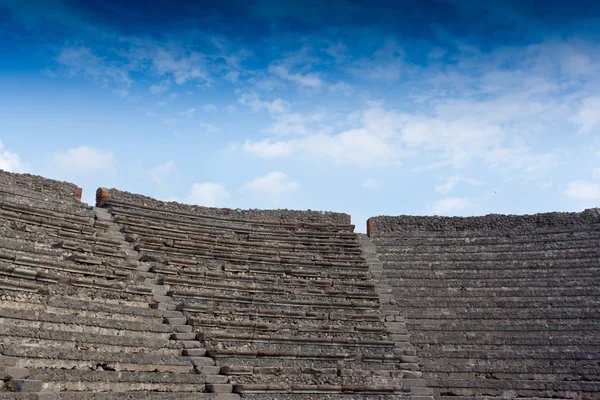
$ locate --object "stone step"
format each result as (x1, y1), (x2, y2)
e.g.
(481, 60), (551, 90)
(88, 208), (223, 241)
(380, 248), (599, 261)
(379, 238), (600, 253)
(109, 204), (354, 235)
(187, 316), (387, 339)
(165, 277), (377, 300)
(234, 383), (405, 395)
(401, 307), (600, 320)
(412, 330), (599, 346)
(10, 346), (192, 373)
(415, 347), (600, 360)
(420, 359), (600, 376)
(0, 209), (94, 235)
(0, 252), (131, 282)
(151, 258), (372, 281)
(407, 318), (600, 332)
(219, 365), (404, 388)
(384, 266), (600, 280)
(0, 308), (174, 337)
(138, 246), (367, 270)
(2, 300), (169, 327)
(32, 369), (208, 392)
(0, 325), (173, 350)
(427, 378), (600, 397)
(0, 191), (92, 217)
(159, 268), (375, 291)
(392, 286), (600, 298)
(133, 233), (363, 261)
(387, 276), (600, 289)
(172, 289), (379, 312)
(0, 203), (92, 226)
(181, 303), (383, 323)
(382, 259), (599, 270)
(127, 228), (361, 253)
(202, 331), (395, 348)
(51, 393), (240, 399)
(240, 394), (407, 400)
(371, 225), (600, 243)
(393, 296), (600, 309)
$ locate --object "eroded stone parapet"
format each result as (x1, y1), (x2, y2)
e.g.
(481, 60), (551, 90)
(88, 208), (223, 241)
(95, 187), (111, 206)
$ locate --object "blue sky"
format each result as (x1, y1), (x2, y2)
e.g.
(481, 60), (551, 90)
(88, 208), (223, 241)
(1, 0), (599, 230)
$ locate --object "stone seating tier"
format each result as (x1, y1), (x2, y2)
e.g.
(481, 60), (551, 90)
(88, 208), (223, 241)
(3, 173), (598, 400)
(369, 209), (600, 399)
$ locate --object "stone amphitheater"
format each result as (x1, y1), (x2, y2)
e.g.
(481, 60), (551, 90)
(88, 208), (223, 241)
(0, 169), (598, 400)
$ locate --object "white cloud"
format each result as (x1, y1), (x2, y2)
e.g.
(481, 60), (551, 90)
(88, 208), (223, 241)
(430, 197), (471, 215)
(242, 128), (396, 167)
(362, 178), (381, 189)
(148, 160), (175, 184)
(243, 140), (293, 158)
(435, 175), (483, 194)
(224, 104), (237, 113)
(199, 121), (219, 133)
(238, 92), (287, 113)
(268, 64), (322, 88)
(242, 172), (298, 203)
(564, 181), (600, 200)
(0, 141), (25, 172)
(149, 79), (171, 94)
(224, 71), (239, 82)
(329, 81), (352, 95)
(184, 182), (229, 207)
(178, 108), (196, 116)
(51, 146), (116, 173)
(202, 104), (218, 112)
(152, 48), (208, 84)
(55, 46), (131, 95)
(571, 96), (600, 133)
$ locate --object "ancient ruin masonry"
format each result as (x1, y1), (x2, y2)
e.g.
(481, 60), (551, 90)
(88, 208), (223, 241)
(0, 169), (598, 399)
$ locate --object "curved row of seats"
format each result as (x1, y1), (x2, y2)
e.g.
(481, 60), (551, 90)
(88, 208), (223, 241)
(104, 196), (422, 400)
(0, 183), (236, 399)
(369, 212), (600, 399)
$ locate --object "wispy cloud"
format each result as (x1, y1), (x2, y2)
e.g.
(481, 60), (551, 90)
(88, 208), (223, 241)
(435, 175), (483, 194)
(51, 146), (116, 174)
(54, 46), (131, 96)
(564, 181), (600, 200)
(184, 182), (230, 207)
(147, 160), (176, 184)
(238, 92), (287, 113)
(242, 172), (299, 204)
(0, 140), (25, 173)
(430, 197), (471, 215)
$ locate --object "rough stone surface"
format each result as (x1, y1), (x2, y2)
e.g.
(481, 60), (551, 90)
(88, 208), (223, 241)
(0, 170), (82, 204)
(368, 208), (600, 236)
(101, 187), (352, 225)
(1, 171), (597, 400)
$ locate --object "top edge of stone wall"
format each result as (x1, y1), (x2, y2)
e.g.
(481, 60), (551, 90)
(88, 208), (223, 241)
(101, 188), (352, 225)
(368, 208), (600, 234)
(0, 170), (82, 204)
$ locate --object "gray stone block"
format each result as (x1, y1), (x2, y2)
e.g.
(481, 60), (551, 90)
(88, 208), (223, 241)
(3, 367), (30, 380)
(9, 379), (42, 392)
(183, 348), (206, 357)
(206, 383), (233, 393)
(190, 357), (215, 367)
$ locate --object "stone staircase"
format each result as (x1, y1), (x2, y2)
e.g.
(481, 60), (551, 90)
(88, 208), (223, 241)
(101, 191), (432, 400)
(0, 175), (239, 399)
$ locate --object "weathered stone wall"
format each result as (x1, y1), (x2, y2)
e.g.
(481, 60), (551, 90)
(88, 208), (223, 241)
(99, 187), (352, 225)
(367, 208), (600, 236)
(0, 170), (82, 204)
